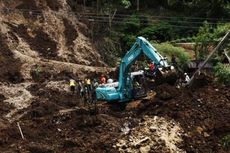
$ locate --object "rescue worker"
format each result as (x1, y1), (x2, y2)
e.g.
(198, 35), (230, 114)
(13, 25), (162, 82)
(133, 81), (140, 88)
(100, 74), (106, 84)
(93, 79), (99, 88)
(149, 62), (156, 77)
(77, 80), (82, 96)
(149, 62), (155, 72)
(33, 64), (41, 81)
(184, 73), (190, 83)
(69, 79), (76, 94)
(85, 78), (92, 95)
(79, 80), (85, 98)
(107, 77), (113, 83)
(171, 54), (177, 67)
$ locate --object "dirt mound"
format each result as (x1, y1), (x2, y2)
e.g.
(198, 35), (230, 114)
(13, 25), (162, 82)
(0, 78), (229, 153)
(155, 83), (180, 100)
(138, 84), (230, 153)
(116, 116), (185, 153)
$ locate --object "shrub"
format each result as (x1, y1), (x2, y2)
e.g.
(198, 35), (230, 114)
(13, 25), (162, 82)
(221, 135), (230, 151)
(152, 42), (191, 65)
(138, 22), (173, 42)
(214, 63), (230, 85)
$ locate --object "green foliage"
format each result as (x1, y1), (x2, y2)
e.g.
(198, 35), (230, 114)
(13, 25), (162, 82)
(138, 22), (173, 42)
(153, 42), (191, 64)
(213, 23), (230, 39)
(123, 15), (141, 33)
(214, 63), (230, 85)
(121, 34), (136, 51)
(121, 0), (131, 8)
(194, 22), (230, 59)
(99, 37), (119, 66)
(221, 134), (230, 151)
(194, 21), (213, 59)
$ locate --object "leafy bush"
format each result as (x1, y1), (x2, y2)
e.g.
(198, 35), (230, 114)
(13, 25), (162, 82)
(194, 22), (230, 59)
(221, 135), (230, 151)
(214, 63), (230, 85)
(122, 15), (141, 34)
(152, 42), (191, 64)
(138, 22), (173, 42)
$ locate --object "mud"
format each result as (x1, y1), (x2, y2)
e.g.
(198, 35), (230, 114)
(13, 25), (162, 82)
(0, 35), (23, 83)
(138, 83), (230, 153)
(0, 78), (229, 153)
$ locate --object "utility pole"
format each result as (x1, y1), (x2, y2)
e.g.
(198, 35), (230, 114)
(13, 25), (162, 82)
(109, 9), (117, 28)
(137, 0), (139, 11)
(83, 0), (86, 13)
(97, 0), (99, 15)
(189, 31), (230, 85)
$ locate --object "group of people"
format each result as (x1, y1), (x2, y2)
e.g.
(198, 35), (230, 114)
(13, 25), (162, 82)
(69, 74), (114, 103)
(69, 78), (98, 103)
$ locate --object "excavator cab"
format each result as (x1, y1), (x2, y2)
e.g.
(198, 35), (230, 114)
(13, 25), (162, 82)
(131, 71), (147, 99)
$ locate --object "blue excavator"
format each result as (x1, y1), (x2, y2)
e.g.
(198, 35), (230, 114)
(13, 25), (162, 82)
(96, 36), (176, 102)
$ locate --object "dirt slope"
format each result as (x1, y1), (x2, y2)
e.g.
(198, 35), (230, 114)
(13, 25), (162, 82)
(0, 0), (109, 83)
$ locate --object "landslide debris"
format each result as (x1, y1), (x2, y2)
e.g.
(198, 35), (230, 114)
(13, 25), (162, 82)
(0, 35), (22, 83)
(138, 83), (230, 153)
(0, 78), (229, 153)
(0, 0), (106, 71)
(0, 0), (229, 153)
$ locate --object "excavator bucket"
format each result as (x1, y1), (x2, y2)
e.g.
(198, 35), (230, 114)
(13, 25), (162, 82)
(156, 66), (177, 85)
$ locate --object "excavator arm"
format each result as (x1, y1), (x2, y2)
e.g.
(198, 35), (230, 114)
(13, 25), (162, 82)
(96, 36), (176, 102)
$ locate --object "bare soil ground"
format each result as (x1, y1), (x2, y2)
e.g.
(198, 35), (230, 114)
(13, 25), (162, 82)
(0, 0), (229, 153)
(0, 73), (229, 153)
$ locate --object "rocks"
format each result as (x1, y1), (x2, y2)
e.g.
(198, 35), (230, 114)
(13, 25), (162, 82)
(196, 126), (204, 134)
(115, 116), (185, 153)
(133, 137), (150, 147)
(140, 145), (151, 153)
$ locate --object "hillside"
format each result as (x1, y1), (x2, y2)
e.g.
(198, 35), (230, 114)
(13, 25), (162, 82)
(0, 0), (110, 83)
(0, 1), (229, 153)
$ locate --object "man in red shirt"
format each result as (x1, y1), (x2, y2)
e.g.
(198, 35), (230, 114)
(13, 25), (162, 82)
(149, 62), (155, 72)
(100, 74), (106, 84)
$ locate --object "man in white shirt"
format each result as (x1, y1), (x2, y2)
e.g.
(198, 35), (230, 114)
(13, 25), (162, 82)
(184, 73), (190, 83)
(107, 78), (113, 83)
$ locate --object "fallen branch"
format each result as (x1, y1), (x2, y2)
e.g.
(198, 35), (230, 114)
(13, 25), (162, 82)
(17, 122), (25, 140)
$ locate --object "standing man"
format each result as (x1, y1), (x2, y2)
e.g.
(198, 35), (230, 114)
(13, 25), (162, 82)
(69, 79), (76, 94)
(100, 74), (106, 84)
(171, 54), (177, 68)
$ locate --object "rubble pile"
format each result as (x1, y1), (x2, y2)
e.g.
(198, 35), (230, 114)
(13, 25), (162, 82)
(116, 116), (185, 153)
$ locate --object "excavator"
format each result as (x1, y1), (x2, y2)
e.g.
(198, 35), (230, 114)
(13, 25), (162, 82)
(96, 36), (176, 102)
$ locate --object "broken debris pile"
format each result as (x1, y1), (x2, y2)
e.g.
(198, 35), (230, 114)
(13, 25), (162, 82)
(115, 116), (185, 153)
